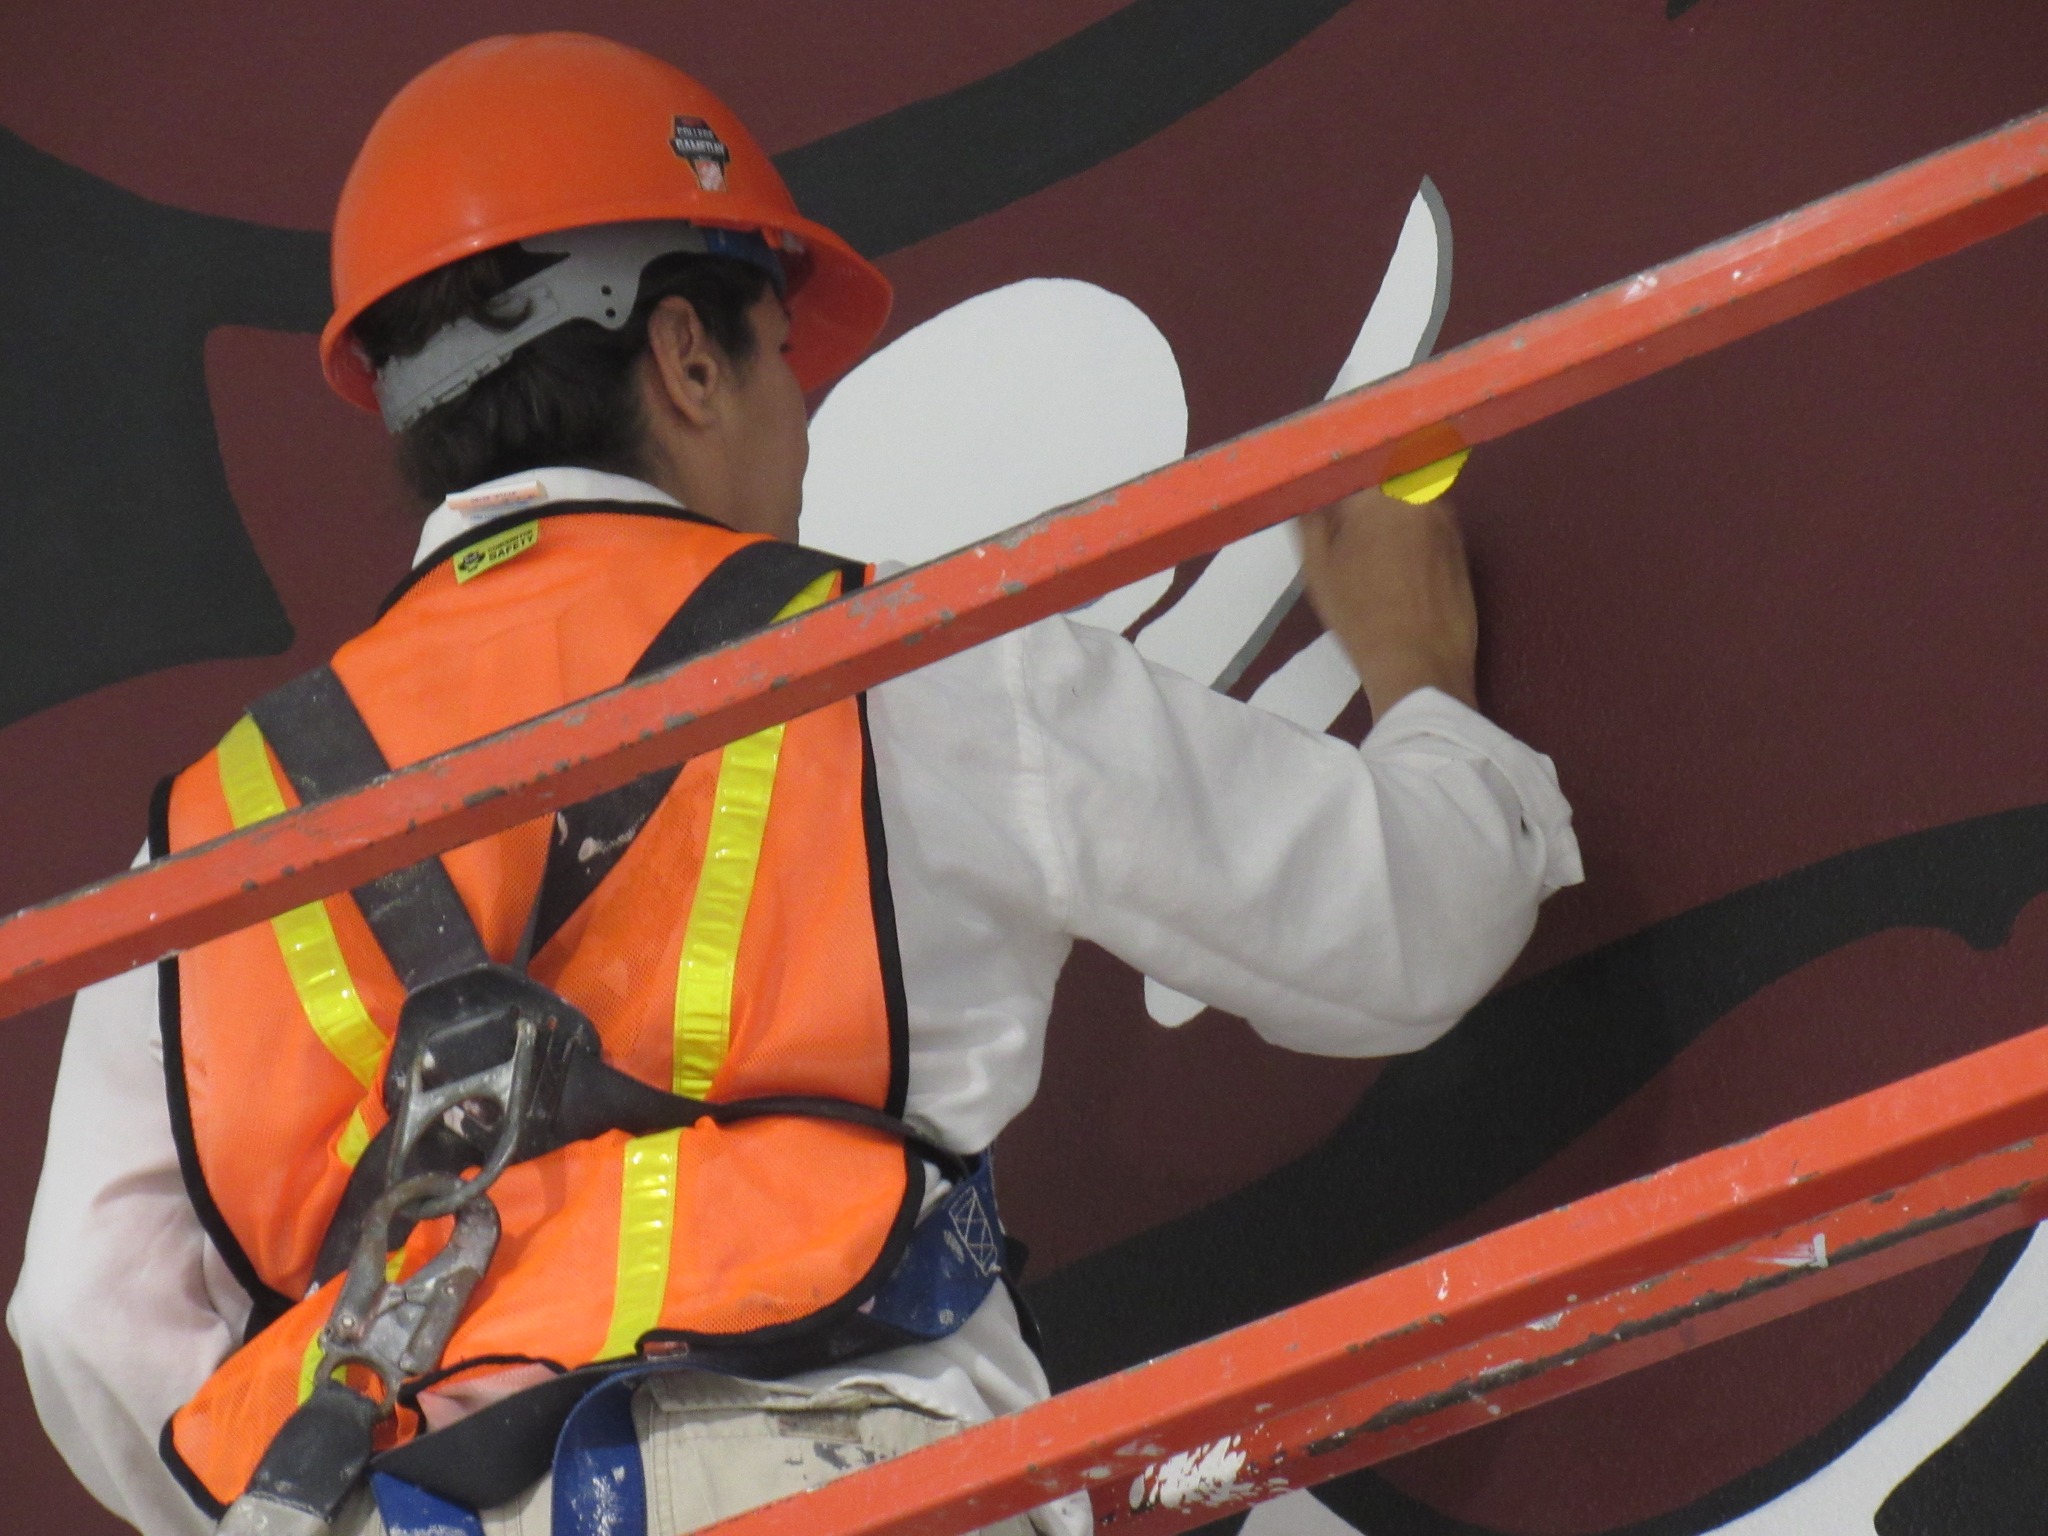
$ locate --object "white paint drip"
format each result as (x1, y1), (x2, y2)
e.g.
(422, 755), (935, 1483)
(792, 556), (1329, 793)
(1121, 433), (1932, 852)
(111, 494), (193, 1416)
(1129, 1435), (1254, 1511)
(1758, 1233), (1828, 1270)
(1624, 270), (1661, 300)
(577, 826), (639, 863)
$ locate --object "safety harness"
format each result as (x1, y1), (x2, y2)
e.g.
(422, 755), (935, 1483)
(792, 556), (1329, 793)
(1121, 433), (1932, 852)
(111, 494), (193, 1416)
(173, 524), (1015, 1536)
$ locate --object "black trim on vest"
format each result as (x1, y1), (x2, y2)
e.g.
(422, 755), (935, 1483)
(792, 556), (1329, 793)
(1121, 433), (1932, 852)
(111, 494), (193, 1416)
(150, 773), (294, 1340)
(378, 500), (731, 617)
(160, 1413), (230, 1520)
(858, 689), (912, 1120)
(369, 1360), (638, 1510)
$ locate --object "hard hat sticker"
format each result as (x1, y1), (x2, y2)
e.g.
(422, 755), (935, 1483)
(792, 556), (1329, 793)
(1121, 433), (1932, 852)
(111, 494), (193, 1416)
(452, 520), (539, 584)
(671, 116), (730, 192)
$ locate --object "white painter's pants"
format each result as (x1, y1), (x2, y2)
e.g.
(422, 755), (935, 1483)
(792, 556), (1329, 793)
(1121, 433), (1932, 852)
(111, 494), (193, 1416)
(334, 1373), (1048, 1536)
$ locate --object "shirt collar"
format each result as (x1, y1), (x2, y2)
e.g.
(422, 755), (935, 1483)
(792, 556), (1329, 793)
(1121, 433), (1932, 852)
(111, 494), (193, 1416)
(412, 468), (686, 569)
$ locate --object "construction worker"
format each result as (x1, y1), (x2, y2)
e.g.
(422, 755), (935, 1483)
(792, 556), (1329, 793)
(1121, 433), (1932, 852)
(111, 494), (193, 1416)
(9, 32), (1582, 1536)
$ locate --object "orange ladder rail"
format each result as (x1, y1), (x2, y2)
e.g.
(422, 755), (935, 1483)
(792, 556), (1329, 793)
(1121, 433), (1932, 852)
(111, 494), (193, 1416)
(0, 105), (2040, 1019)
(693, 1013), (2048, 1535)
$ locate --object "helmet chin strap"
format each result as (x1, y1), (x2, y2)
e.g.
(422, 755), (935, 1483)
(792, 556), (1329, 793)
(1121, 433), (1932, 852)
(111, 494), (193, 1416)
(372, 221), (792, 434)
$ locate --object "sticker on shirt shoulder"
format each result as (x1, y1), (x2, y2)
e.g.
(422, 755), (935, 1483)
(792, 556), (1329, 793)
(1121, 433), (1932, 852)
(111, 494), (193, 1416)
(447, 479), (548, 515)
(452, 521), (539, 584)
(671, 115), (731, 192)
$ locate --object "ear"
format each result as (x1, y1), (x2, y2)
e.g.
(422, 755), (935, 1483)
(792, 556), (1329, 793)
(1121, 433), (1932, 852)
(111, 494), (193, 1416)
(644, 295), (726, 429)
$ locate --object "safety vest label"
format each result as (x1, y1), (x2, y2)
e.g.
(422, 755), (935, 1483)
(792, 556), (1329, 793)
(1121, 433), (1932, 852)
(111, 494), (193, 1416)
(452, 521), (540, 584)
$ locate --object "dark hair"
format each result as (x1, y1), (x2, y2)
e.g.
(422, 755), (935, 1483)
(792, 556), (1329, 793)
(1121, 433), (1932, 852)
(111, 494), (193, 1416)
(352, 244), (774, 505)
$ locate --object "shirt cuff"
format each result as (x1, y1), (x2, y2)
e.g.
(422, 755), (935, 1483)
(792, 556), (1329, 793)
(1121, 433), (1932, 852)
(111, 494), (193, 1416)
(1363, 687), (1586, 893)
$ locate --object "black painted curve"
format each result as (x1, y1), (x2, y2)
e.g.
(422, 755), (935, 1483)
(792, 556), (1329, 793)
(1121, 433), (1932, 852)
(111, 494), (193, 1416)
(776, 0), (1356, 256)
(1028, 802), (2048, 1384)
(1877, 1255), (2048, 1535)
(0, 128), (321, 727)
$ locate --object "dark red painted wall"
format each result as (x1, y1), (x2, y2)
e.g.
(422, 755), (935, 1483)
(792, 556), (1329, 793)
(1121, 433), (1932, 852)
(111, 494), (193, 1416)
(3, 3), (2045, 1531)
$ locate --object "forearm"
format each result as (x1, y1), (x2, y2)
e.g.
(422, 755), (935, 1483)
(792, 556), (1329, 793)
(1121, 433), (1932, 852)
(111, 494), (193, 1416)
(1300, 489), (1479, 717)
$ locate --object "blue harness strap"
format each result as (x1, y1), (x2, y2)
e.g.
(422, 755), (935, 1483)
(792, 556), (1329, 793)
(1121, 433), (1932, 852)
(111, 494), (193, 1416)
(369, 1375), (654, 1536)
(861, 1151), (1007, 1340)
(552, 1371), (650, 1536)
(370, 1470), (486, 1536)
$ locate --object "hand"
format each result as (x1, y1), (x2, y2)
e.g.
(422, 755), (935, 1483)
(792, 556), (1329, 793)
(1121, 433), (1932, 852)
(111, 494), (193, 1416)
(1298, 487), (1479, 717)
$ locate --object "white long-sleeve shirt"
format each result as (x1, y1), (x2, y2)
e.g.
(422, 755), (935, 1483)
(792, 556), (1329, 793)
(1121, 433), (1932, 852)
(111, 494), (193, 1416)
(9, 469), (1582, 1535)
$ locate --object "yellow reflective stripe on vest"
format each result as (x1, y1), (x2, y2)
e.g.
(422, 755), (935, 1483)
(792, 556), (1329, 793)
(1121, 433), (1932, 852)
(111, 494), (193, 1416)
(597, 1128), (683, 1359)
(609, 569), (839, 1354)
(295, 1330), (325, 1405)
(670, 570), (841, 1096)
(335, 1110), (373, 1169)
(216, 716), (382, 1165)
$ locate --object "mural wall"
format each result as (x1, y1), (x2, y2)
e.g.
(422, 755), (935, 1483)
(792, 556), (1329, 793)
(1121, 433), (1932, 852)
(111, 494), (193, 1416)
(3, 2), (2047, 1531)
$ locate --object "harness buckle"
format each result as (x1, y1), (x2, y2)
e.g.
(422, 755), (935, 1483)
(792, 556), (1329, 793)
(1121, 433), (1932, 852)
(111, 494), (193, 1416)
(384, 964), (602, 1170)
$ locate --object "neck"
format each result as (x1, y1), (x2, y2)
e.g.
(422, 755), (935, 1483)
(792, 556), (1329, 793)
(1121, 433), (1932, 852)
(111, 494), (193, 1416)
(638, 440), (795, 540)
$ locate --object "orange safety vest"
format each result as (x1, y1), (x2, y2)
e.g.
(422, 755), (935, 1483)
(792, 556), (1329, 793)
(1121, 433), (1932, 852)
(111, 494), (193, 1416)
(155, 506), (916, 1512)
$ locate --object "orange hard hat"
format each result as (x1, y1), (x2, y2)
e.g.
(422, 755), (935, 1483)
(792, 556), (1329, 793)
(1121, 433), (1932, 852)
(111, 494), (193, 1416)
(319, 33), (892, 416)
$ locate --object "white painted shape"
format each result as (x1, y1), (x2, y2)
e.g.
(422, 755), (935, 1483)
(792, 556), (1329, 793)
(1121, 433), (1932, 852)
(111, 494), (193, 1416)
(1130, 181), (1446, 692)
(801, 279), (1187, 587)
(1242, 1488), (1367, 1536)
(1132, 522), (1302, 685)
(1143, 975), (1205, 1028)
(1326, 179), (1453, 398)
(1700, 1225), (2048, 1536)
(1249, 632), (1361, 732)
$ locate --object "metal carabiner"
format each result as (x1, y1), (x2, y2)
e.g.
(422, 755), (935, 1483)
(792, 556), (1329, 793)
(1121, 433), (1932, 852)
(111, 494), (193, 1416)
(318, 1180), (503, 1404)
(313, 1012), (538, 1412)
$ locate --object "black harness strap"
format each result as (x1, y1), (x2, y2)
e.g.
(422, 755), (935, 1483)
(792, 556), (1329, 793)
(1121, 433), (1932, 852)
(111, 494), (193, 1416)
(551, 1053), (965, 1176)
(248, 667), (507, 1278)
(249, 668), (490, 993)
